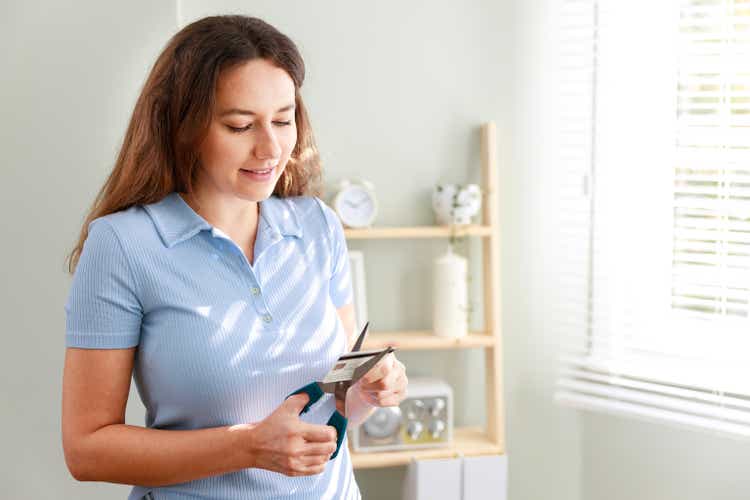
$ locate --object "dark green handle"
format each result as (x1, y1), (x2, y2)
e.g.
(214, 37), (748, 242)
(287, 382), (348, 460)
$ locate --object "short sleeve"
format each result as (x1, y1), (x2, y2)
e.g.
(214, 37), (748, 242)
(319, 200), (354, 308)
(64, 219), (143, 348)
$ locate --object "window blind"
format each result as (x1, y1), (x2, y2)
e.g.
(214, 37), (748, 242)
(555, 0), (750, 438)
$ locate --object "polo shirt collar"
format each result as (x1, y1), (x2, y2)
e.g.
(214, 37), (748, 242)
(144, 192), (303, 248)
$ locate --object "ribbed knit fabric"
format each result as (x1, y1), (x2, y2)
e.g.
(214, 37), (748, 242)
(64, 192), (360, 500)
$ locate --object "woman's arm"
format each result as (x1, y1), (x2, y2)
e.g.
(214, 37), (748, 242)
(62, 348), (336, 486)
(336, 303), (357, 350)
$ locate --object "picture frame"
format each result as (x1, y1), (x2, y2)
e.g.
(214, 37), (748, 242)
(348, 250), (368, 332)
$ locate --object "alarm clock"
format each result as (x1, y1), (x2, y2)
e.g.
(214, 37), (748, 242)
(350, 377), (453, 452)
(332, 179), (378, 229)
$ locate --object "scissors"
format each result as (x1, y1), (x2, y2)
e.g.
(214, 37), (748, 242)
(287, 321), (395, 459)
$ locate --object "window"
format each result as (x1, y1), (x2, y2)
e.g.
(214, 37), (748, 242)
(555, 0), (750, 437)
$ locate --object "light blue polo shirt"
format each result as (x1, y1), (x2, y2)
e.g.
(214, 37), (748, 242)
(64, 192), (360, 500)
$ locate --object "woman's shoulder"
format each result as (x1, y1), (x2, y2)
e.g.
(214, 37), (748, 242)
(85, 204), (158, 250)
(89, 204), (149, 232)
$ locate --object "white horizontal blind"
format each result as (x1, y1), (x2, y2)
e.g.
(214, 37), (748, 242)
(673, 0), (750, 320)
(555, 0), (750, 438)
(554, 0), (596, 376)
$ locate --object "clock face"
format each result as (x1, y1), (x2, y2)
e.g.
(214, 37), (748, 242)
(335, 185), (377, 228)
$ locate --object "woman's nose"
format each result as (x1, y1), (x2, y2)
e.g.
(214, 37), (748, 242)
(254, 125), (282, 160)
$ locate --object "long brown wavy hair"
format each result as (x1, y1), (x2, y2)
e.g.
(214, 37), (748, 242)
(66, 15), (323, 274)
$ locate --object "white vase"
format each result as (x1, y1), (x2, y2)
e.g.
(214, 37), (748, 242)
(432, 184), (482, 226)
(432, 246), (468, 338)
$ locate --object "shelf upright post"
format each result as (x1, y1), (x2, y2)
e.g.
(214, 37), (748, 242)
(481, 121), (505, 451)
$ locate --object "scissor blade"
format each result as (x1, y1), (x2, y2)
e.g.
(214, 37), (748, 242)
(318, 381), (339, 394)
(351, 321), (370, 352)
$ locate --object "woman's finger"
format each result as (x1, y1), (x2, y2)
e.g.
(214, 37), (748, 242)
(360, 359), (405, 391)
(361, 388), (396, 405)
(360, 372), (406, 395)
(361, 368), (398, 391)
(376, 392), (405, 407)
(360, 372), (408, 406)
(300, 422), (337, 443)
(297, 453), (333, 467)
(288, 462), (327, 476)
(301, 440), (337, 458)
(361, 353), (396, 384)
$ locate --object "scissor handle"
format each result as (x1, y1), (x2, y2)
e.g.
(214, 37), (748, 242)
(286, 383), (348, 460)
(325, 411), (347, 459)
(289, 382), (324, 414)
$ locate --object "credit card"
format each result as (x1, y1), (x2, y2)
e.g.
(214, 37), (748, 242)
(322, 348), (390, 384)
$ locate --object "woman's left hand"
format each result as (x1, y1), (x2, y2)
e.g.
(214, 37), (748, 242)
(355, 352), (407, 407)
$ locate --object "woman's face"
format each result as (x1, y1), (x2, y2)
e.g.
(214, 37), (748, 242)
(196, 58), (297, 202)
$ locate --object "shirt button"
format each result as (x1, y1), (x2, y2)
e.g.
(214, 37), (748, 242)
(251, 287), (260, 296)
(263, 314), (272, 323)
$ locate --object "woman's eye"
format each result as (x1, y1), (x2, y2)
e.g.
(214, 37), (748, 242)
(227, 121), (292, 133)
(228, 124), (252, 133)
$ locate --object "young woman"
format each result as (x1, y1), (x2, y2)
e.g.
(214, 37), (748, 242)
(62, 15), (407, 500)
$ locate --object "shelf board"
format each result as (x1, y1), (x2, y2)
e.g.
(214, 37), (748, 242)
(362, 331), (495, 351)
(350, 427), (503, 469)
(344, 225), (491, 239)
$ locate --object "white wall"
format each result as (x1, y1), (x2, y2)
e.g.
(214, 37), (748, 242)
(582, 413), (750, 500)
(0, 2), (177, 498)
(0, 1), (589, 499)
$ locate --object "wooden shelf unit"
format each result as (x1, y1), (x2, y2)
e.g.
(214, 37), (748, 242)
(351, 427), (502, 469)
(363, 331), (495, 350)
(346, 122), (505, 469)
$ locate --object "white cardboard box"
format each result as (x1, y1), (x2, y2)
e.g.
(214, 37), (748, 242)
(402, 455), (508, 500)
(462, 455), (508, 500)
(402, 457), (462, 500)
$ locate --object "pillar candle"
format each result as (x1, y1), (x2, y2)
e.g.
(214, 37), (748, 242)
(432, 246), (468, 338)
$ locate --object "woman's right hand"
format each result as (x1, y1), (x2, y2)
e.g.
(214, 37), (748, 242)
(244, 393), (338, 477)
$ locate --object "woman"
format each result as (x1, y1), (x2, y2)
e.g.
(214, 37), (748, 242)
(62, 15), (407, 499)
